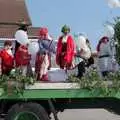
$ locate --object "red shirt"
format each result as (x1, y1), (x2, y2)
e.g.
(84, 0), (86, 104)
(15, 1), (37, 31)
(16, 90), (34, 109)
(0, 49), (14, 74)
(15, 45), (31, 67)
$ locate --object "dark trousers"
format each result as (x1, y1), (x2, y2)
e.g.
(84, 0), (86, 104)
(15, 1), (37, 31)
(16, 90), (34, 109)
(102, 71), (109, 77)
(77, 61), (86, 78)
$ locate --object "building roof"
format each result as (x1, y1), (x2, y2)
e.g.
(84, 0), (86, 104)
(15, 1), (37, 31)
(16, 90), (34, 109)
(0, 0), (31, 26)
(0, 25), (40, 38)
(0, 0), (41, 38)
(28, 27), (40, 38)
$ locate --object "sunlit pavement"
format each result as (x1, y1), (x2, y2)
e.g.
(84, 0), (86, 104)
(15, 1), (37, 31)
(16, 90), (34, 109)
(51, 109), (120, 120)
(1, 109), (120, 120)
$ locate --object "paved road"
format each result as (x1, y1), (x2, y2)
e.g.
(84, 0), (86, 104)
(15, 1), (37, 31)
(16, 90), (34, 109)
(51, 109), (120, 120)
(1, 109), (120, 120)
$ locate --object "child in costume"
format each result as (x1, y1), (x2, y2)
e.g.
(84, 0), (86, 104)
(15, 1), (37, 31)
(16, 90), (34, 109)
(15, 44), (31, 76)
(56, 25), (75, 70)
(0, 40), (14, 75)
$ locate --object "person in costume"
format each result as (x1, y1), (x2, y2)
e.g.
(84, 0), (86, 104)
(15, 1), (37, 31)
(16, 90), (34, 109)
(35, 27), (56, 81)
(56, 25), (75, 69)
(97, 36), (112, 77)
(0, 40), (14, 75)
(15, 21), (33, 76)
(15, 44), (31, 76)
(14, 23), (28, 55)
(74, 34), (91, 78)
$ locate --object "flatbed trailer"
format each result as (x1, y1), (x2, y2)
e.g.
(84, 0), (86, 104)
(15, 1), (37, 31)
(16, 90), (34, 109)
(0, 83), (120, 120)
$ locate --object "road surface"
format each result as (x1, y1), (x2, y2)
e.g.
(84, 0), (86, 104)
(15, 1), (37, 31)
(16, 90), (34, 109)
(1, 109), (120, 120)
(51, 109), (120, 120)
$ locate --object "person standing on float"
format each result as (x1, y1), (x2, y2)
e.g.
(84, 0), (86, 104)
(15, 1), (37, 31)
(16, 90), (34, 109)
(15, 24), (31, 76)
(56, 25), (75, 70)
(35, 27), (55, 81)
(0, 40), (14, 75)
(97, 36), (111, 77)
(14, 24), (28, 55)
(74, 34), (91, 78)
(15, 43), (31, 76)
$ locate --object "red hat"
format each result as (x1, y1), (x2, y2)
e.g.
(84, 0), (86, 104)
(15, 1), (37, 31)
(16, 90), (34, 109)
(39, 27), (48, 36)
(100, 36), (109, 42)
(97, 36), (109, 52)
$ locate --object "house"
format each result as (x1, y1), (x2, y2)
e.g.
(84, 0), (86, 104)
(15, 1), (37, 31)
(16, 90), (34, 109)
(0, 0), (40, 48)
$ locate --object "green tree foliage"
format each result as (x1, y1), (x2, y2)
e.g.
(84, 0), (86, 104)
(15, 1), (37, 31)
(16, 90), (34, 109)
(114, 17), (120, 64)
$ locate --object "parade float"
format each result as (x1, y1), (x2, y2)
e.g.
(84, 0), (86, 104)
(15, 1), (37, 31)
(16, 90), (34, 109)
(0, 0), (120, 120)
(0, 29), (120, 120)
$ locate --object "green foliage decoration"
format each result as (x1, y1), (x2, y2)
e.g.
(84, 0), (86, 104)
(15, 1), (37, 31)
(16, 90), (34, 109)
(68, 70), (120, 97)
(0, 69), (35, 96)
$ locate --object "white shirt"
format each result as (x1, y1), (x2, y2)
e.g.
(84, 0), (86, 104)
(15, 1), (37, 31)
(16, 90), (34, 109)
(78, 36), (91, 59)
(62, 35), (68, 43)
(98, 42), (111, 57)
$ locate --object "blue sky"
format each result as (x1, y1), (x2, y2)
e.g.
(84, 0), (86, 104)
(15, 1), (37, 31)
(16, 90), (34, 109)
(26, 0), (120, 50)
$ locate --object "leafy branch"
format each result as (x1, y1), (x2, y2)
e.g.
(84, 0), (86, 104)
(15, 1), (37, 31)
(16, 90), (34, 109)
(0, 69), (35, 96)
(68, 70), (120, 97)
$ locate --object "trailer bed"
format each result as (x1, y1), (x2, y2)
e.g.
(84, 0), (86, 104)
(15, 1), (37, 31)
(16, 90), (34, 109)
(0, 83), (120, 100)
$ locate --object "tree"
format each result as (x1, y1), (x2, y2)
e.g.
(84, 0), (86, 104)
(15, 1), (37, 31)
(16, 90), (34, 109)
(114, 17), (120, 64)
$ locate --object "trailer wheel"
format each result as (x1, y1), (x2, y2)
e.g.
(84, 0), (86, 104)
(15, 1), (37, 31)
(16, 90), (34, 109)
(5, 103), (50, 120)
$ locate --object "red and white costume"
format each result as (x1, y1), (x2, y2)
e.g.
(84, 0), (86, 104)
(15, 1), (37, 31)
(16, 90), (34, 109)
(15, 45), (31, 76)
(97, 36), (112, 77)
(56, 35), (75, 69)
(35, 53), (49, 81)
(0, 49), (14, 75)
(35, 27), (54, 81)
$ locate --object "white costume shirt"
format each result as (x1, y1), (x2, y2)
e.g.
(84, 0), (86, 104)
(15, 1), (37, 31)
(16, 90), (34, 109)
(98, 42), (112, 72)
(78, 36), (91, 59)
